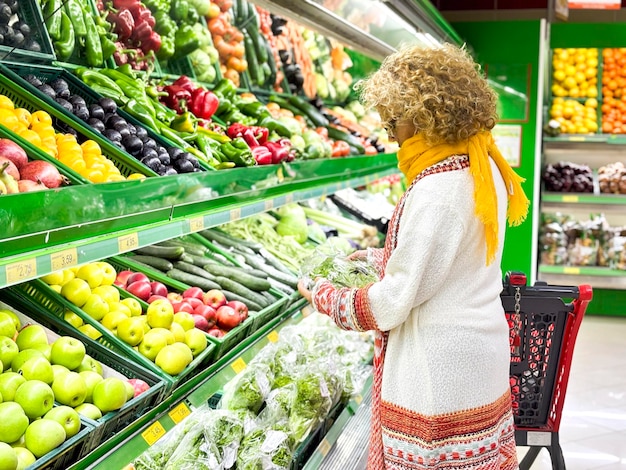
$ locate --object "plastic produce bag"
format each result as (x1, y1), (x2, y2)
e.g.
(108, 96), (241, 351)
(300, 247), (379, 290)
(236, 425), (294, 470)
(220, 363), (273, 415)
(200, 409), (246, 469)
(249, 341), (301, 389)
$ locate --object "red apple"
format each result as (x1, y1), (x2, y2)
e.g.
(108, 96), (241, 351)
(127, 378), (150, 397)
(172, 301), (194, 314)
(115, 270), (135, 287)
(216, 305), (241, 331)
(167, 292), (183, 303)
(150, 281), (168, 297)
(203, 289), (227, 309)
(183, 287), (204, 300)
(192, 314), (209, 331)
(207, 328), (225, 338)
(126, 280), (152, 301)
(127, 272), (150, 285)
(0, 138), (28, 169)
(185, 297), (204, 310)
(227, 300), (249, 322)
(147, 294), (168, 304)
(194, 304), (217, 329)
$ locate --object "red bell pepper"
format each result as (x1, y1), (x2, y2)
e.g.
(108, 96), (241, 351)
(172, 76), (196, 93)
(113, 0), (140, 9)
(265, 141), (290, 163)
(189, 88), (219, 120)
(108, 9), (134, 42)
(252, 146), (272, 165)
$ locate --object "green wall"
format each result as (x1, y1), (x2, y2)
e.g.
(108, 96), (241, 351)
(452, 20), (543, 279)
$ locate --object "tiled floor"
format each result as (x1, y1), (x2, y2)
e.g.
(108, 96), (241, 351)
(516, 315), (626, 469)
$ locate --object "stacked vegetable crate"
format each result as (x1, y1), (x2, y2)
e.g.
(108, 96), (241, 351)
(0, 0), (56, 64)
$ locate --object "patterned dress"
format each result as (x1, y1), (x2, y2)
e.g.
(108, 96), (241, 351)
(311, 156), (519, 469)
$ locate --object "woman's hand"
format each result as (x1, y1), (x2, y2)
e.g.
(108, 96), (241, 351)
(347, 249), (368, 261)
(297, 279), (313, 303)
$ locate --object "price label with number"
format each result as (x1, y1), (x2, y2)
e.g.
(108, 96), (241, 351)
(118, 233), (139, 252)
(266, 330), (279, 343)
(563, 267), (580, 275)
(168, 402), (191, 424)
(231, 357), (246, 374)
(51, 248), (78, 271)
(141, 421), (166, 446)
(189, 217), (204, 232)
(318, 438), (332, 457)
(230, 207), (241, 221)
(6, 259), (37, 284)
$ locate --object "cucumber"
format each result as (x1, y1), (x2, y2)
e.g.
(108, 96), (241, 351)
(214, 276), (270, 307)
(185, 253), (219, 268)
(244, 31), (260, 86)
(240, 267), (269, 279)
(129, 255), (174, 272)
(166, 268), (222, 291)
(221, 290), (264, 312)
(268, 278), (296, 295)
(203, 264), (271, 292)
(326, 126), (366, 155)
(179, 253), (194, 264)
(134, 245), (184, 260)
(259, 248), (297, 276)
(173, 261), (218, 282)
(199, 228), (263, 251)
(156, 240), (208, 257)
(236, 251), (297, 287)
(261, 290), (278, 304)
(287, 95), (329, 127)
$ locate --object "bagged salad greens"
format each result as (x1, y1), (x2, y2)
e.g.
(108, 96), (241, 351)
(235, 425), (293, 470)
(300, 247), (379, 290)
(220, 363), (273, 415)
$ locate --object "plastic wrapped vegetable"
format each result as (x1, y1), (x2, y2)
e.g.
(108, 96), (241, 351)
(220, 363), (273, 415)
(236, 425), (293, 470)
(257, 383), (297, 427)
(199, 409), (245, 469)
(300, 247), (379, 290)
(249, 341), (301, 389)
(288, 368), (333, 443)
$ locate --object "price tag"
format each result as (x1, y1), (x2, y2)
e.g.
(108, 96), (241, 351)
(168, 402), (191, 424)
(231, 357), (246, 374)
(318, 438), (332, 457)
(141, 421), (166, 446)
(51, 248), (78, 271)
(285, 193), (294, 204)
(118, 233), (139, 252)
(266, 330), (279, 343)
(562, 195), (579, 203)
(230, 207), (241, 221)
(569, 136), (586, 142)
(353, 394), (363, 405)
(563, 267), (580, 275)
(189, 217), (204, 232)
(6, 259), (37, 284)
(264, 199), (274, 211)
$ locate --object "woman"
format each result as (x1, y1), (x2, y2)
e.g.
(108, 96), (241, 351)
(298, 44), (529, 469)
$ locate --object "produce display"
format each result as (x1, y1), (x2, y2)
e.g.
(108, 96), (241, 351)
(542, 161), (594, 193)
(548, 97), (598, 135)
(551, 48), (598, 99)
(130, 313), (373, 469)
(0, 0), (44, 54)
(600, 48), (626, 134)
(598, 161), (626, 194)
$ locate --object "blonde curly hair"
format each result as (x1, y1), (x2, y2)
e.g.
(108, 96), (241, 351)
(357, 43), (498, 145)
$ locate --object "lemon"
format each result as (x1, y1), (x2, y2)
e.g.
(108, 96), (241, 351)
(565, 65), (577, 77)
(585, 98), (598, 108)
(563, 76), (577, 90)
(0, 95), (14, 110)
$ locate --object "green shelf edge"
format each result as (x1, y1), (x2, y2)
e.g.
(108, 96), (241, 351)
(539, 264), (626, 277)
(542, 192), (626, 205)
(544, 134), (626, 144)
(67, 299), (309, 470)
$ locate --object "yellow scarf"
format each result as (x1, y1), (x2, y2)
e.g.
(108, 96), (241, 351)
(397, 131), (529, 265)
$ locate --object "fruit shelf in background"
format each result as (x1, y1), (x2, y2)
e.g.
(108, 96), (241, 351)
(544, 134), (626, 144)
(538, 264), (626, 289)
(542, 192), (626, 205)
(66, 300), (309, 470)
(0, 155), (399, 289)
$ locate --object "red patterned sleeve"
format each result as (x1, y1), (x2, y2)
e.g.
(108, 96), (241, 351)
(311, 280), (379, 332)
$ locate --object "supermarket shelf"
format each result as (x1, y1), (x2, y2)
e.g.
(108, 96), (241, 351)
(0, 156), (399, 289)
(538, 264), (626, 289)
(544, 134), (626, 144)
(542, 192), (626, 205)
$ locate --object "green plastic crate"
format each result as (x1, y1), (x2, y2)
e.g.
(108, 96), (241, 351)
(0, 0), (56, 64)
(31, 416), (94, 470)
(0, 64), (156, 178)
(0, 289), (167, 460)
(111, 254), (255, 360)
(9, 279), (216, 392)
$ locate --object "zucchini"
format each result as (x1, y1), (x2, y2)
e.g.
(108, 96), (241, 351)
(264, 42), (277, 88)
(259, 248), (296, 276)
(240, 267), (269, 279)
(166, 268), (222, 291)
(261, 290), (278, 304)
(200, 228), (263, 251)
(179, 253), (194, 264)
(287, 95), (329, 127)
(244, 31), (260, 86)
(185, 253), (219, 268)
(173, 261), (218, 282)
(156, 240), (207, 257)
(222, 290), (264, 312)
(134, 245), (184, 260)
(129, 255), (174, 272)
(326, 126), (366, 155)
(268, 278), (296, 295)
(214, 276), (270, 307)
(203, 264), (271, 292)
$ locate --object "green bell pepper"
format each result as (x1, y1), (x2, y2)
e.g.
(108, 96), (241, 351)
(212, 79), (237, 100)
(154, 11), (177, 37)
(174, 25), (200, 57)
(170, 0), (190, 22)
(156, 36), (176, 61)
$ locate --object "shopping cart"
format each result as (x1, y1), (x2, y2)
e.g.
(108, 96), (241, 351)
(501, 272), (593, 470)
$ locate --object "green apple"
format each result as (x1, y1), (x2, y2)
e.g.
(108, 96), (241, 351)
(31, 343), (51, 361)
(50, 336), (86, 370)
(10, 350), (44, 372)
(77, 324), (102, 340)
(0, 402), (28, 443)
(0, 442), (17, 470)
(51, 364), (71, 380)
(44, 405), (81, 438)
(63, 310), (83, 328)
(0, 373), (25, 403)
(173, 311), (195, 331)
(123, 381), (134, 401)
(81, 294), (109, 321)
(169, 322), (186, 342)
(75, 355), (103, 376)
(108, 302), (132, 318)
(96, 262), (117, 286)
(13, 446), (35, 470)
(78, 371), (103, 403)
(8, 436), (24, 448)
(101, 311), (128, 335)
(74, 403), (102, 421)
(137, 329), (168, 361)
(24, 419), (66, 458)
(116, 317), (145, 346)
(40, 271), (64, 286)
(0, 312), (19, 334)
(184, 328), (208, 357)
(0, 336), (19, 370)
(61, 269), (75, 286)
(15, 325), (48, 351)
(0, 312), (16, 339)
(92, 378), (127, 413)
(16, 356), (54, 384)
(52, 371), (87, 407)
(170, 342), (194, 363)
(155, 344), (192, 375)
(146, 299), (174, 329)
(137, 315), (150, 333)
(91, 285), (120, 305)
(14, 380), (54, 419)
(120, 298), (142, 317)
(60, 278), (91, 308)
(76, 263), (104, 289)
(150, 328), (175, 345)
